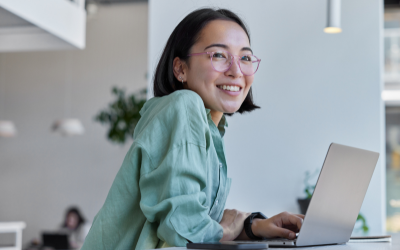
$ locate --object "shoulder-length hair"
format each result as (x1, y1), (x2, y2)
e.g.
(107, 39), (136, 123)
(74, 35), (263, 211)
(62, 207), (86, 230)
(152, 8), (260, 115)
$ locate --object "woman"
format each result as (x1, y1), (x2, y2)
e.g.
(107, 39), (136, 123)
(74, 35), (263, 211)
(82, 8), (304, 250)
(59, 207), (90, 248)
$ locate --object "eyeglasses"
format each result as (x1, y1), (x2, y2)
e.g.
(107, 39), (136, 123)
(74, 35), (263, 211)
(187, 51), (261, 76)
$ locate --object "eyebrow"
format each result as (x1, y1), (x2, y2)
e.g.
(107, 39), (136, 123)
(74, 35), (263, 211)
(204, 43), (253, 54)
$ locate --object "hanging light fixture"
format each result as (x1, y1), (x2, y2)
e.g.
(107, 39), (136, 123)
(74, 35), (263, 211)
(52, 53), (85, 136)
(52, 118), (84, 136)
(324, 0), (342, 34)
(0, 121), (17, 137)
(0, 55), (17, 137)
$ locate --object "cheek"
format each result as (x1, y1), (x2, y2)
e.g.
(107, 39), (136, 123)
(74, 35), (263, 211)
(245, 75), (254, 87)
(189, 63), (219, 90)
(243, 76), (254, 94)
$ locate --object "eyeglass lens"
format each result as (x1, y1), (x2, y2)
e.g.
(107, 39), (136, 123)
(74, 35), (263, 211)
(210, 51), (260, 75)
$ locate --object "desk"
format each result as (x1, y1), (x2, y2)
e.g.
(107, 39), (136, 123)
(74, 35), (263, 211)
(158, 234), (400, 250)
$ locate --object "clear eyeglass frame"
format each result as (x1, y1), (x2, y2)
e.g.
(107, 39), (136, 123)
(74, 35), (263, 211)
(187, 51), (261, 76)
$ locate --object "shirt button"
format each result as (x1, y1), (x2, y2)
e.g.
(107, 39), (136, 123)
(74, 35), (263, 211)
(219, 162), (222, 168)
(216, 200), (219, 204)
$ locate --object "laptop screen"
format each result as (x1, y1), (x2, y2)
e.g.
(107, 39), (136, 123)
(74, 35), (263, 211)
(42, 233), (70, 249)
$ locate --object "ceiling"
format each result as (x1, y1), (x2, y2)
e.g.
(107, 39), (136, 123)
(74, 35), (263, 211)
(386, 0), (400, 7)
(87, 0), (147, 4)
(0, 7), (33, 28)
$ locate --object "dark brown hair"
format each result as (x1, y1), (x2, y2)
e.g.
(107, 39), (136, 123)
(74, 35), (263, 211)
(152, 8), (260, 115)
(62, 206), (85, 230)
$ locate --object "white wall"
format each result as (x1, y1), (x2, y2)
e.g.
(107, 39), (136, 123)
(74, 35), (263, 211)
(0, 3), (148, 245)
(148, 0), (385, 235)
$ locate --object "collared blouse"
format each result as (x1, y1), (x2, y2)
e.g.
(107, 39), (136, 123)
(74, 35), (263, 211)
(81, 89), (231, 250)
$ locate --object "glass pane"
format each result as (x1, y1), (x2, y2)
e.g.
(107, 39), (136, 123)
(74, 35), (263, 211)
(384, 9), (400, 233)
(385, 108), (400, 233)
(211, 52), (230, 71)
(240, 55), (258, 75)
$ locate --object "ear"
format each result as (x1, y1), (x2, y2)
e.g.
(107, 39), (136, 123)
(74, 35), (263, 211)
(173, 57), (187, 82)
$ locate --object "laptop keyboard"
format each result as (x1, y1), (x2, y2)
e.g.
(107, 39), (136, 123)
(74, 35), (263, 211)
(262, 238), (295, 242)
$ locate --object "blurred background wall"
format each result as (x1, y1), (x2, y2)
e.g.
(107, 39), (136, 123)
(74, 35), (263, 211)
(0, 2), (148, 244)
(148, 0), (385, 235)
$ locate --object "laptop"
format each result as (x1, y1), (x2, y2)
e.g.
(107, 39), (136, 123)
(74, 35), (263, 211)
(236, 143), (379, 247)
(42, 232), (70, 249)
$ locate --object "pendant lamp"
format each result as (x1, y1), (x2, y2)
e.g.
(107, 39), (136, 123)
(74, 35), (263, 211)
(52, 118), (84, 136)
(52, 53), (85, 136)
(0, 121), (17, 137)
(0, 55), (17, 137)
(324, 0), (342, 34)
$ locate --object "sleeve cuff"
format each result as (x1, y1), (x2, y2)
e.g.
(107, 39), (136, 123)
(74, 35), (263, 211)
(169, 206), (224, 245)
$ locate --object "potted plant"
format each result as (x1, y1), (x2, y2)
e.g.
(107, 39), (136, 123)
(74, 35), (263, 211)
(354, 213), (369, 234)
(297, 170), (369, 233)
(95, 87), (147, 144)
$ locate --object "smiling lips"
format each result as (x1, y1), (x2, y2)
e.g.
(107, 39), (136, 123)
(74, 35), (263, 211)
(217, 85), (242, 92)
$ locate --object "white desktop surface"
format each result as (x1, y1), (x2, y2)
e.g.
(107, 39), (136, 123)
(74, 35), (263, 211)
(157, 234), (400, 250)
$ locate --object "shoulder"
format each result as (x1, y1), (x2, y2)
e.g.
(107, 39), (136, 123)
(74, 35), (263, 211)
(138, 90), (207, 129)
(163, 90), (208, 127)
(81, 222), (91, 236)
(135, 90), (209, 146)
(139, 89), (203, 114)
(164, 90), (205, 112)
(132, 90), (210, 173)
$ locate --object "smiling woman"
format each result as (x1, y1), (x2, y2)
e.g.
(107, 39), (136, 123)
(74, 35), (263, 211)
(81, 8), (304, 250)
(153, 10), (260, 119)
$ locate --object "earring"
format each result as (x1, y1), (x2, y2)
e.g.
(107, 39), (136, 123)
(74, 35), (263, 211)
(179, 76), (184, 84)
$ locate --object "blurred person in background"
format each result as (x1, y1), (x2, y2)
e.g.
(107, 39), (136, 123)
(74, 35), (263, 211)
(59, 207), (91, 249)
(25, 206), (90, 250)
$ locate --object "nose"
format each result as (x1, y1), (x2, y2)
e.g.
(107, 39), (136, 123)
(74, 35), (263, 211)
(224, 56), (243, 78)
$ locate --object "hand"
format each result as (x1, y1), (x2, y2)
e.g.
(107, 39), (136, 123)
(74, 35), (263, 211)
(219, 209), (251, 241)
(252, 212), (304, 240)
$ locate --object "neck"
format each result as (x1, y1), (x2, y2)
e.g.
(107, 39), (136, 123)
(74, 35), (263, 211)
(210, 110), (223, 127)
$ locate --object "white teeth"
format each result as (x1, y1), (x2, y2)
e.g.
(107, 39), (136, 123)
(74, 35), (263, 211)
(218, 85), (241, 92)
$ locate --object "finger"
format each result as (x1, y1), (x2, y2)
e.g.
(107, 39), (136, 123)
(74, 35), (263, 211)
(281, 214), (303, 230)
(271, 226), (297, 240)
(292, 214), (305, 227)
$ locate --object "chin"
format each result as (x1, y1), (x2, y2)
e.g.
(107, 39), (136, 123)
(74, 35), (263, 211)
(222, 107), (241, 114)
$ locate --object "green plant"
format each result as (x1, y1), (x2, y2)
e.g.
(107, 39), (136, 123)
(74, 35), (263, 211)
(303, 169), (319, 199)
(95, 87), (147, 144)
(356, 213), (369, 233)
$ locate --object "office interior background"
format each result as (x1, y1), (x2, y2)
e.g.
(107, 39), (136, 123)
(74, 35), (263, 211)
(0, 0), (399, 247)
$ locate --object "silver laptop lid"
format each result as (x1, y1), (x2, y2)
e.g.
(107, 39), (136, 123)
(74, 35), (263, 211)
(296, 143), (379, 247)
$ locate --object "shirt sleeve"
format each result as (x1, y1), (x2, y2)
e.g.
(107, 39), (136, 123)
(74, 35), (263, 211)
(138, 142), (223, 247)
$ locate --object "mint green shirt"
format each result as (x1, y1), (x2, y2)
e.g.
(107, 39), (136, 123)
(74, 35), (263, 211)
(82, 90), (232, 250)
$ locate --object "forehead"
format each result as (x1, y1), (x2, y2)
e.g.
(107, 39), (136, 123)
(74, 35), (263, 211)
(195, 20), (250, 50)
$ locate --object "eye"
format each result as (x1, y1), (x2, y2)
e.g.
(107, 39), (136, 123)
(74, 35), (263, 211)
(212, 52), (227, 59)
(241, 55), (252, 62)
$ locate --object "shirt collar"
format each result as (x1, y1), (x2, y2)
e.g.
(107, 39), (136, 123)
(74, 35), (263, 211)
(205, 108), (228, 137)
(205, 108), (229, 127)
